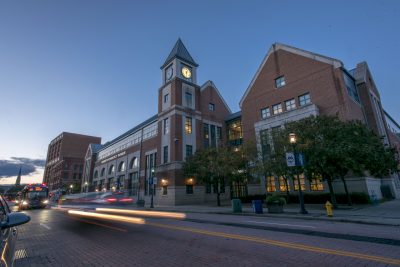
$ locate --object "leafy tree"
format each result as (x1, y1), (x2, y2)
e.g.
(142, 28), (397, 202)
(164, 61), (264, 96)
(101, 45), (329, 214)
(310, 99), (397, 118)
(183, 146), (243, 206)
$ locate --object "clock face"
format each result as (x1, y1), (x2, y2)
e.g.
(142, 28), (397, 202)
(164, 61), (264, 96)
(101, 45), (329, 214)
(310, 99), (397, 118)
(166, 66), (173, 80)
(181, 66), (192, 79)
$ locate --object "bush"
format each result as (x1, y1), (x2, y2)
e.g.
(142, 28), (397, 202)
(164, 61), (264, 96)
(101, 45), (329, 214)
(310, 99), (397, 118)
(287, 192), (370, 204)
(266, 194), (286, 205)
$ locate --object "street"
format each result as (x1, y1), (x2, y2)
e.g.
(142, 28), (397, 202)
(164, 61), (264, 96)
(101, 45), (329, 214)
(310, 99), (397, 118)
(13, 206), (400, 266)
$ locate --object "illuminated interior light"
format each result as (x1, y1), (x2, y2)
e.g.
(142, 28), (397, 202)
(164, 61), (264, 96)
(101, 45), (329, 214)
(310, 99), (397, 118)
(95, 208), (186, 219)
(68, 210), (145, 224)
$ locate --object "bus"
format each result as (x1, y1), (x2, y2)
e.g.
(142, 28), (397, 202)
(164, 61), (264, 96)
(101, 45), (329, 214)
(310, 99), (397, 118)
(18, 184), (49, 210)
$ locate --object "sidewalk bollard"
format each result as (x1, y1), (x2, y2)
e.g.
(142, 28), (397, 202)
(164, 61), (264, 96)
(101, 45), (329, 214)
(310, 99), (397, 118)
(325, 201), (333, 217)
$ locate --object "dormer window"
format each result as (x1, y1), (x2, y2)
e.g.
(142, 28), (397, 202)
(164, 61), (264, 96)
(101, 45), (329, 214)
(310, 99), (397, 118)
(275, 76), (286, 88)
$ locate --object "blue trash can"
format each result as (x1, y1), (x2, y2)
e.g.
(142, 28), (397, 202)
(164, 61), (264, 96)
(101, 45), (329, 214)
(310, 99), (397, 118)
(252, 200), (263, 214)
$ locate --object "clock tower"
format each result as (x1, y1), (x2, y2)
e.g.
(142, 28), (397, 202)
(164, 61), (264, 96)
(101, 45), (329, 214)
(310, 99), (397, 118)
(157, 39), (201, 205)
(160, 38), (198, 85)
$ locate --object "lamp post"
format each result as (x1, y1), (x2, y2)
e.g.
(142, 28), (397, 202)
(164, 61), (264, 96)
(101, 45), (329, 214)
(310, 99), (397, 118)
(150, 167), (155, 208)
(70, 184), (74, 195)
(84, 181), (88, 194)
(289, 133), (308, 214)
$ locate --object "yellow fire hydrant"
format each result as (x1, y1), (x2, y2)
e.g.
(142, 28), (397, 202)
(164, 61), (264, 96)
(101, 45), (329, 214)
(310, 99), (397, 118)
(325, 201), (333, 217)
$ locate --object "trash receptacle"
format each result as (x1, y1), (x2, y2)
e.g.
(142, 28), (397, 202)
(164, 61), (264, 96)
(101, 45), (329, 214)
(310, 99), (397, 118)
(252, 200), (263, 214)
(231, 199), (242, 213)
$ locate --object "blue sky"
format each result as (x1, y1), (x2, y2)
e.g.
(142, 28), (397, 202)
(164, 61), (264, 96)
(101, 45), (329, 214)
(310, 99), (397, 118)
(0, 0), (399, 183)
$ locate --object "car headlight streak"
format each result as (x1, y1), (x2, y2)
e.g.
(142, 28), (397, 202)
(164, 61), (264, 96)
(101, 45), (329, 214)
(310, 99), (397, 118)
(68, 210), (145, 225)
(95, 208), (186, 219)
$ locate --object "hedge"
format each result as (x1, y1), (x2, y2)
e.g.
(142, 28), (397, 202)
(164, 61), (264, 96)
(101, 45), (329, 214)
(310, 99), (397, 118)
(237, 192), (370, 204)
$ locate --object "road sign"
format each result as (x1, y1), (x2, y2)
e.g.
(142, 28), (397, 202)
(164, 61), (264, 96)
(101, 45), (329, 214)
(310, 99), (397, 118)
(286, 152), (296, 167)
(153, 177), (157, 185)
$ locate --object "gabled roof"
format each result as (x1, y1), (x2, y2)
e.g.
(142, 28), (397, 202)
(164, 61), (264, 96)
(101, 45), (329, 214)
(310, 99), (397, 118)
(239, 43), (344, 108)
(225, 111), (242, 122)
(200, 80), (232, 113)
(161, 38), (198, 69)
(100, 114), (158, 151)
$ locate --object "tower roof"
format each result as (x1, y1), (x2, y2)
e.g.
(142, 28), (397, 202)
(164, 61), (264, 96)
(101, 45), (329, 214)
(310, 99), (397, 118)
(161, 38), (198, 69)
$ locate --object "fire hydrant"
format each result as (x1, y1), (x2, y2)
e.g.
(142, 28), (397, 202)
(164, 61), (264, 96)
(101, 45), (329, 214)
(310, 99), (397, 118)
(325, 201), (333, 217)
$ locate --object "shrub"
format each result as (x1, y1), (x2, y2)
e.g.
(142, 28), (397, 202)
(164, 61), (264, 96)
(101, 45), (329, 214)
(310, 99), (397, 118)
(266, 194), (286, 205)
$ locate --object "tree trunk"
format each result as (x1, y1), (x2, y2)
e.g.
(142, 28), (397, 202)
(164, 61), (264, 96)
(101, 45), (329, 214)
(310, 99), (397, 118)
(326, 176), (338, 209)
(284, 176), (290, 203)
(341, 175), (352, 206)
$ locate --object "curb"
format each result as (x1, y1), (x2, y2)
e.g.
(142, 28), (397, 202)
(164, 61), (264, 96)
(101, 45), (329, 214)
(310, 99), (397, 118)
(149, 208), (400, 227)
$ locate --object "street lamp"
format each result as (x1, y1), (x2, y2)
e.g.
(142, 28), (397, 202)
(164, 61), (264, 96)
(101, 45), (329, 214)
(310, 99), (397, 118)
(84, 181), (88, 194)
(289, 133), (308, 214)
(70, 184), (74, 194)
(150, 167), (155, 208)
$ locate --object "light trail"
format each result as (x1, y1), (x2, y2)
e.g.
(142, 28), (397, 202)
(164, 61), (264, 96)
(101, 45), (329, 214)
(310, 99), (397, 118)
(95, 208), (186, 219)
(68, 210), (145, 225)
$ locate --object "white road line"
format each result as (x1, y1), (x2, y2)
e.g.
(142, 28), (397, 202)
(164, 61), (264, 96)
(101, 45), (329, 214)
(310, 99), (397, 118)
(245, 221), (316, 229)
(40, 223), (51, 230)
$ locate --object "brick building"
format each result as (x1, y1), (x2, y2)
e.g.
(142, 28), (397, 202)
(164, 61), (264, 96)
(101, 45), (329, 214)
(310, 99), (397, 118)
(80, 40), (400, 204)
(239, 43), (400, 199)
(43, 132), (101, 192)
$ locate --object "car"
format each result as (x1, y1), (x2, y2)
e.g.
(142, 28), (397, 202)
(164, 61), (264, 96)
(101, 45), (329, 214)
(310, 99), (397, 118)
(91, 191), (135, 205)
(0, 195), (30, 267)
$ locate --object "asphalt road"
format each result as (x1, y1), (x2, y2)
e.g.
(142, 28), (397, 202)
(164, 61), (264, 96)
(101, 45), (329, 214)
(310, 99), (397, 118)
(13, 206), (400, 267)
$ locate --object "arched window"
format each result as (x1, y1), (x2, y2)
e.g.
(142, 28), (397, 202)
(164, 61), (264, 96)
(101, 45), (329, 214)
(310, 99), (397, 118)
(118, 161), (125, 172)
(94, 170), (98, 179)
(130, 157), (138, 169)
(101, 168), (105, 177)
(108, 165), (114, 175)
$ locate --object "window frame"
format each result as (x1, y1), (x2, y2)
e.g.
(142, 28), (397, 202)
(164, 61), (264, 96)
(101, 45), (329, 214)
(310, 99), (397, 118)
(275, 76), (286, 88)
(299, 93), (311, 106)
(185, 117), (192, 134)
(261, 107), (270, 119)
(285, 99), (296, 111)
(272, 103), (283, 115)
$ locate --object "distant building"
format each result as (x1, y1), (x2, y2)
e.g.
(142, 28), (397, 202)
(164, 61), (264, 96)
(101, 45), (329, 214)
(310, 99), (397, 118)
(80, 40), (400, 204)
(43, 132), (101, 192)
(15, 167), (21, 186)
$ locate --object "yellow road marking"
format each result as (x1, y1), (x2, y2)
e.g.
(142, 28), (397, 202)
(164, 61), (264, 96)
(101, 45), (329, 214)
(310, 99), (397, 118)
(146, 222), (400, 266)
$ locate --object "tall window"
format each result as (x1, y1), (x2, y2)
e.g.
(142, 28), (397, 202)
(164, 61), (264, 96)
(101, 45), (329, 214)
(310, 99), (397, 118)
(145, 153), (156, 195)
(275, 76), (286, 88)
(130, 157), (138, 169)
(118, 161), (125, 172)
(310, 176), (324, 191)
(108, 165), (114, 175)
(163, 146), (168, 163)
(163, 118), (170, 135)
(209, 103), (215, 111)
(185, 92), (193, 107)
(203, 123), (209, 148)
(216, 127), (222, 144)
(299, 93), (311, 106)
(272, 103), (283, 115)
(285, 99), (296, 111)
(164, 93), (169, 103)
(261, 107), (270, 119)
(294, 174), (306, 191)
(210, 125), (216, 147)
(94, 170), (98, 179)
(266, 176), (276, 192)
(279, 176), (290, 192)
(186, 145), (193, 158)
(101, 168), (105, 177)
(185, 117), (192, 134)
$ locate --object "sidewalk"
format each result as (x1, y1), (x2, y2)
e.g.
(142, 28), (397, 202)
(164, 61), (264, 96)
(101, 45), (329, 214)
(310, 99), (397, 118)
(150, 199), (400, 227)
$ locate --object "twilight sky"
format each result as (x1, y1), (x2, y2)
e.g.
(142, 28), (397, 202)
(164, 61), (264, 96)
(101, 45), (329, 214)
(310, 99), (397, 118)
(0, 0), (399, 184)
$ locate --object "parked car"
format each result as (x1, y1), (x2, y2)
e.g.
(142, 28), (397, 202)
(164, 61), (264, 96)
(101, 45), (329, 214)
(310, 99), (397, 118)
(0, 194), (30, 266)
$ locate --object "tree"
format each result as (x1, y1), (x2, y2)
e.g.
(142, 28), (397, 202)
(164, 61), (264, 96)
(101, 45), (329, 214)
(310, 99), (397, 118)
(285, 116), (398, 207)
(183, 146), (242, 206)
